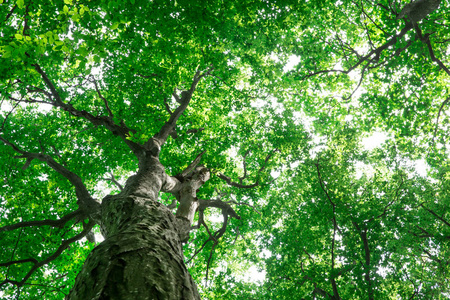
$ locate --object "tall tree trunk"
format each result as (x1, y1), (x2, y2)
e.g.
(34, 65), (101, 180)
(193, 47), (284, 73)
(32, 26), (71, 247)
(68, 156), (201, 300)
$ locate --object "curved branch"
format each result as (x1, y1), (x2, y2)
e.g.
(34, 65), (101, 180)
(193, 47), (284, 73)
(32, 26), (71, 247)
(31, 64), (144, 159)
(432, 96), (450, 141)
(0, 209), (84, 232)
(414, 26), (450, 76)
(0, 220), (95, 288)
(198, 199), (241, 220)
(0, 137), (100, 219)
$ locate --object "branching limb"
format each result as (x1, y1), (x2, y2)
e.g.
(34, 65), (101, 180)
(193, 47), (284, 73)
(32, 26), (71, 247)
(218, 148), (278, 188)
(0, 209), (84, 232)
(0, 220), (95, 288)
(316, 161), (342, 299)
(205, 241), (217, 286)
(225, 200), (261, 215)
(102, 172), (124, 191)
(4, 4), (17, 23)
(366, 174), (404, 223)
(352, 221), (374, 300)
(0, 137), (100, 221)
(151, 67), (213, 151)
(187, 199), (240, 263)
(414, 26), (450, 76)
(301, 22), (413, 80)
(1, 101), (20, 131)
(198, 199), (241, 220)
(30, 64), (144, 159)
(90, 76), (113, 118)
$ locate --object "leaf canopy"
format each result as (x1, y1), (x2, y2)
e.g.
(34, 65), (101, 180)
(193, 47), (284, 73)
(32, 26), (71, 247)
(1, 0), (450, 299)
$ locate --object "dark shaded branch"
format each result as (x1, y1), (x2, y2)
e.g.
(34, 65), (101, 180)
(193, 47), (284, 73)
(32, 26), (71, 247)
(433, 96), (450, 141)
(301, 22), (413, 80)
(186, 237), (210, 264)
(151, 67), (213, 149)
(31, 64), (143, 159)
(0, 220), (95, 288)
(4, 4), (17, 23)
(91, 77), (113, 118)
(420, 204), (450, 227)
(205, 241), (217, 285)
(315, 161), (341, 299)
(367, 175), (404, 223)
(0, 209), (84, 232)
(1, 258), (39, 268)
(0, 137), (99, 219)
(414, 26), (450, 76)
(217, 173), (259, 188)
(1, 101), (20, 131)
(198, 199), (241, 220)
(352, 221), (374, 300)
(225, 200), (261, 215)
(239, 150), (251, 184)
(422, 248), (442, 263)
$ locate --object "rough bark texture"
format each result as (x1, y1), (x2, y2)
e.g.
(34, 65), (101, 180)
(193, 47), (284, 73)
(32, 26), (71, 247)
(68, 155), (201, 300)
(397, 0), (441, 22)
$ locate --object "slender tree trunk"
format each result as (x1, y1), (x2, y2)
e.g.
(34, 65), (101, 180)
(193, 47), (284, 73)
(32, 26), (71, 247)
(68, 156), (201, 300)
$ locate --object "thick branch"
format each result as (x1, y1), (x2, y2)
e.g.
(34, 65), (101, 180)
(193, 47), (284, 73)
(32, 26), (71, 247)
(152, 67), (212, 149)
(179, 151), (206, 178)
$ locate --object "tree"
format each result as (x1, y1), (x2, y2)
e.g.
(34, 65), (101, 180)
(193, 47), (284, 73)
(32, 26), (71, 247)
(1, 0), (304, 298)
(1, 0), (450, 299)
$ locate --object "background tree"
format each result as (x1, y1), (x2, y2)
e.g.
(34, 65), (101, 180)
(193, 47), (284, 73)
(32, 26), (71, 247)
(1, 0), (450, 299)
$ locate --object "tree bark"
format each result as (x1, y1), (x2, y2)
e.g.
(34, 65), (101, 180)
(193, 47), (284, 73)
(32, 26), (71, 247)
(68, 155), (201, 300)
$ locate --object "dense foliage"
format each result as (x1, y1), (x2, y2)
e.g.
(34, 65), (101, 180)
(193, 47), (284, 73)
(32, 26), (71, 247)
(1, 0), (449, 299)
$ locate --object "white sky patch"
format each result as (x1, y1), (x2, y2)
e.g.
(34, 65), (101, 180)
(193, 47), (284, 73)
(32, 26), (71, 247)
(283, 55), (301, 72)
(270, 170), (281, 179)
(309, 135), (327, 158)
(355, 161), (375, 179)
(362, 131), (388, 151)
(413, 159), (428, 177)
(240, 265), (266, 283)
